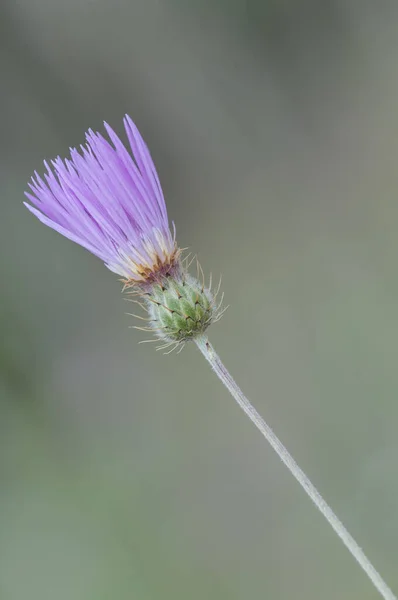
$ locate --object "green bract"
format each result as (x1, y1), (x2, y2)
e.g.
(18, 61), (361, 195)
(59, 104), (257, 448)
(147, 274), (214, 343)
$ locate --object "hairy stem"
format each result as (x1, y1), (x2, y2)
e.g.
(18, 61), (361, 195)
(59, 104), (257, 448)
(195, 335), (396, 600)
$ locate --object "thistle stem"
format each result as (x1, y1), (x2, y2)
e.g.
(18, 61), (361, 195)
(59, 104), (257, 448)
(195, 335), (396, 600)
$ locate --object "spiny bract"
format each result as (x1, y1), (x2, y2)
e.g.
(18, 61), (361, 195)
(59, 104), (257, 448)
(128, 264), (226, 353)
(148, 274), (214, 340)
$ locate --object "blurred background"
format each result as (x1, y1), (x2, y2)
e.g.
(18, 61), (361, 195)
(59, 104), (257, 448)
(1, 0), (398, 598)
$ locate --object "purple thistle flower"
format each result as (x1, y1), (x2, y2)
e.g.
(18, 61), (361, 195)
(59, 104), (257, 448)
(24, 115), (178, 285)
(25, 114), (225, 350)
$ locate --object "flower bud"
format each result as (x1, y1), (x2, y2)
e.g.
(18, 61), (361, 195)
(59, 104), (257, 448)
(145, 273), (220, 347)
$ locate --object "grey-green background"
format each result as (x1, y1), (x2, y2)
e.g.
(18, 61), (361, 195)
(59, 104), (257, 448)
(1, 1), (398, 598)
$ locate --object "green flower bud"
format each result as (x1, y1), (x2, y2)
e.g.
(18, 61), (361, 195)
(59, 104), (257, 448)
(145, 272), (224, 350)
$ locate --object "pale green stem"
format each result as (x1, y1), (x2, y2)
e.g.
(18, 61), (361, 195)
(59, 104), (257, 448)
(195, 335), (396, 600)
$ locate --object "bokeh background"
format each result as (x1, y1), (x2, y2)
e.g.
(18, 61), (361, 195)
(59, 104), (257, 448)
(1, 1), (398, 598)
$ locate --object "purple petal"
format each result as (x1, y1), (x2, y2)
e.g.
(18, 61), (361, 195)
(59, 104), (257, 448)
(24, 116), (176, 280)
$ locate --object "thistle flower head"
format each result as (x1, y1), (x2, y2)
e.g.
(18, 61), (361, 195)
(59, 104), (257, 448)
(24, 115), (178, 285)
(24, 115), (226, 350)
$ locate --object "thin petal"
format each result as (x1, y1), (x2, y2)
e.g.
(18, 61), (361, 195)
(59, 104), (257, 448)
(24, 115), (177, 281)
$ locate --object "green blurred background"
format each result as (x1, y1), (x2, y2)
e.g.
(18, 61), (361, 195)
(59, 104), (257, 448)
(1, 1), (398, 598)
